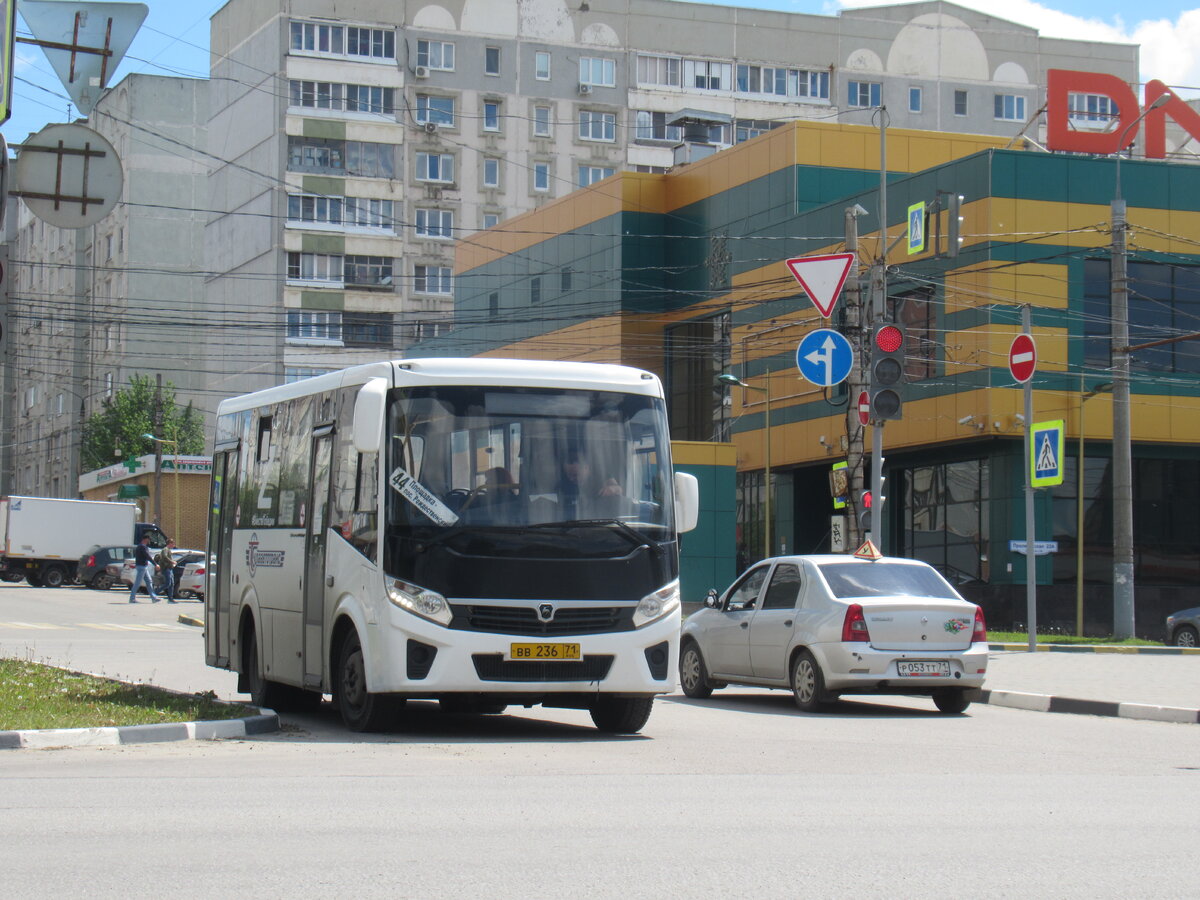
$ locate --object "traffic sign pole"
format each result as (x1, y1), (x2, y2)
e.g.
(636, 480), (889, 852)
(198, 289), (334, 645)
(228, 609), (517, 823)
(1021, 307), (1037, 650)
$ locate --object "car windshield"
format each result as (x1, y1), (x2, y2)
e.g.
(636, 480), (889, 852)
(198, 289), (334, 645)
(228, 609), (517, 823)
(385, 385), (673, 534)
(817, 562), (961, 600)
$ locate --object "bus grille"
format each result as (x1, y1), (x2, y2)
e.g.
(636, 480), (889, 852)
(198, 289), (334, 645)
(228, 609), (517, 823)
(450, 604), (633, 636)
(471, 654), (614, 682)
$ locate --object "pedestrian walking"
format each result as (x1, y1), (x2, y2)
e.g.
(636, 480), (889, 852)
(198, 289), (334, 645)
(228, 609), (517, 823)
(129, 535), (160, 603)
(156, 539), (177, 603)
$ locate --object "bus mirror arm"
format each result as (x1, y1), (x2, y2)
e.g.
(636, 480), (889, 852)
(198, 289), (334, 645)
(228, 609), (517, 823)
(353, 378), (389, 454)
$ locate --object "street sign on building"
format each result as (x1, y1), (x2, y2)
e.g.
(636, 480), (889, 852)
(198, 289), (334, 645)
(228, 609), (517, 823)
(795, 328), (853, 387)
(1009, 333), (1037, 383)
(784, 253), (855, 318)
(1030, 420), (1065, 487)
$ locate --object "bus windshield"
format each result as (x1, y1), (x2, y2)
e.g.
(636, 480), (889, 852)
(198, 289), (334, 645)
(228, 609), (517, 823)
(385, 385), (674, 535)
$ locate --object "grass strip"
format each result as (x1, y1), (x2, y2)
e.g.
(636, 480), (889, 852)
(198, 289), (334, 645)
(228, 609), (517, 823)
(0, 657), (253, 732)
(989, 631), (1159, 646)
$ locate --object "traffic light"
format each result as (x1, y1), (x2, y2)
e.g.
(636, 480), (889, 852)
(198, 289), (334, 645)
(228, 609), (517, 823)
(868, 323), (905, 420)
(858, 490), (872, 533)
(948, 193), (964, 257)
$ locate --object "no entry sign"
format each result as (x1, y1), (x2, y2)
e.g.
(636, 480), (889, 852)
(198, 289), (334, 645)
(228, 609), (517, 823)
(857, 390), (870, 425)
(1009, 334), (1037, 383)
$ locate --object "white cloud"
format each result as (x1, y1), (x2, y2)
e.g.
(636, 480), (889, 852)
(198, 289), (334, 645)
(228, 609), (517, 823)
(837, 0), (1200, 94)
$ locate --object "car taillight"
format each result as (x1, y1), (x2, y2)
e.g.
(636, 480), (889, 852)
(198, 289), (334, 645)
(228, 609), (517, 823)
(972, 606), (987, 642)
(195, 567), (205, 576)
(87, 555), (96, 567)
(841, 603), (871, 642)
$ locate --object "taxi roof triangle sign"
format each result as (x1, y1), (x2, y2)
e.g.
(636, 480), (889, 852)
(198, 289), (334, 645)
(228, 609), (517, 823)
(20, 1), (148, 115)
(853, 539), (883, 561)
(785, 253), (856, 318)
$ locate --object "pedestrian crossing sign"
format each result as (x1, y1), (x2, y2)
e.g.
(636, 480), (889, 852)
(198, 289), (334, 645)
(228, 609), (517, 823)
(1030, 420), (1065, 487)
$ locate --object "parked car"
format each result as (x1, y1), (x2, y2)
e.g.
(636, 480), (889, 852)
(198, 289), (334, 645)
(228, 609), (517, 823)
(1165, 607), (1200, 647)
(176, 554), (213, 600)
(77, 544), (137, 590)
(120, 549), (206, 594)
(679, 554), (989, 714)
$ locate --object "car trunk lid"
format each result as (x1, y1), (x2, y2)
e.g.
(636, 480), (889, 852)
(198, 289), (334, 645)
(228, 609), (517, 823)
(860, 599), (976, 651)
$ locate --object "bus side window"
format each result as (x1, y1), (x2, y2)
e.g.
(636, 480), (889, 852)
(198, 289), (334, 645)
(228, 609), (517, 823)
(348, 451), (378, 561)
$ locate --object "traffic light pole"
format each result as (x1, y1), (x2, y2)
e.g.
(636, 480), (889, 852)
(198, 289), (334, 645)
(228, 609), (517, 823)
(844, 205), (867, 548)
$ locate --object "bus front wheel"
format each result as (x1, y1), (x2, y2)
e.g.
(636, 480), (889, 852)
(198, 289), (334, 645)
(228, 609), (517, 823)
(589, 696), (653, 734)
(334, 629), (396, 732)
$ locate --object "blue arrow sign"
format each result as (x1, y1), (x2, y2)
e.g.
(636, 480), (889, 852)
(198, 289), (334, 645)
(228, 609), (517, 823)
(796, 328), (853, 387)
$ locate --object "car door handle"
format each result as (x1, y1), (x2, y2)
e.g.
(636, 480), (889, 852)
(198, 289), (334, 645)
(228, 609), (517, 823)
(740, 621), (749, 629)
(784, 620), (793, 627)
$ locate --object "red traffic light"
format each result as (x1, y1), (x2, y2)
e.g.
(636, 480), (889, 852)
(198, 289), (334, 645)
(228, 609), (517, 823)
(874, 324), (904, 353)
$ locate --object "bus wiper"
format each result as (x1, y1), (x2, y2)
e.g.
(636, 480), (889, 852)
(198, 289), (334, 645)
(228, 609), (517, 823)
(525, 518), (654, 549)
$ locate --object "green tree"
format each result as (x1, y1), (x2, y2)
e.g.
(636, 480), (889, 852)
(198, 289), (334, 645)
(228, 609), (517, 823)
(80, 375), (205, 472)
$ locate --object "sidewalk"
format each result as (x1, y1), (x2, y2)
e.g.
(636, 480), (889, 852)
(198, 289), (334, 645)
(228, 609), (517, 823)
(980, 646), (1200, 724)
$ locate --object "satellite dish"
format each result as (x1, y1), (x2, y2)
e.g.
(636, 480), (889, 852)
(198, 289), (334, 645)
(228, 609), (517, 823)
(13, 122), (122, 228)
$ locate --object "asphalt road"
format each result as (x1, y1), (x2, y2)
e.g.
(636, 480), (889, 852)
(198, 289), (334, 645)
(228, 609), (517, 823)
(3, 582), (1198, 898)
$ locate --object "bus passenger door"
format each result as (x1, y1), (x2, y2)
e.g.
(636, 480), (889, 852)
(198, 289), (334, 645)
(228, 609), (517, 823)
(206, 448), (239, 668)
(303, 429), (334, 688)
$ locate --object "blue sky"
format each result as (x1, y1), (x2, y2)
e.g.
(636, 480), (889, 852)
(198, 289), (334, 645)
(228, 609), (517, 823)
(5, 0), (1198, 144)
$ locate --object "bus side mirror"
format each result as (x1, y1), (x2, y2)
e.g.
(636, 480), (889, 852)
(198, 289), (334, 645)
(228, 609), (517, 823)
(674, 471), (699, 533)
(352, 378), (388, 454)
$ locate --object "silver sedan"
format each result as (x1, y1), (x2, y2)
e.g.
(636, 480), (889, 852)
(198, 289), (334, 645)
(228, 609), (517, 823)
(680, 554), (989, 714)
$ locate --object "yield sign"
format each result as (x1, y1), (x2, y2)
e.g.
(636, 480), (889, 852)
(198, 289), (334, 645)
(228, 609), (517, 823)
(1009, 333), (1037, 383)
(785, 252), (855, 318)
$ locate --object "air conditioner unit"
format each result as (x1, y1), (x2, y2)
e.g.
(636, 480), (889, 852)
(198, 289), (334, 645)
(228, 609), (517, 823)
(414, 65), (430, 79)
(577, 83), (592, 95)
(423, 121), (438, 134)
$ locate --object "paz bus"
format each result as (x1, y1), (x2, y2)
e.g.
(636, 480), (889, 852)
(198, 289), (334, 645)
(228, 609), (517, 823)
(204, 358), (699, 733)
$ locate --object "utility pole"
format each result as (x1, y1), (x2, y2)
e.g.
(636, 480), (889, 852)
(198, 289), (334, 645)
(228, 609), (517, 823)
(869, 107), (889, 548)
(843, 204), (868, 548)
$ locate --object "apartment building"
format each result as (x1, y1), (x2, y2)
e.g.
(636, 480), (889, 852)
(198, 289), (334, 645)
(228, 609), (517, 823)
(206, 0), (1137, 392)
(3, 75), (208, 497)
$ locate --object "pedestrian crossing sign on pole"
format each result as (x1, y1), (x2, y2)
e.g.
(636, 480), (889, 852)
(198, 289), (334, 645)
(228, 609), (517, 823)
(1030, 420), (1065, 487)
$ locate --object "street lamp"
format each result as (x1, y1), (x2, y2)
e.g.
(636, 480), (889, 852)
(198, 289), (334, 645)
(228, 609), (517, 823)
(1110, 92), (1169, 639)
(1076, 379), (1112, 636)
(719, 372), (772, 559)
(142, 432), (180, 540)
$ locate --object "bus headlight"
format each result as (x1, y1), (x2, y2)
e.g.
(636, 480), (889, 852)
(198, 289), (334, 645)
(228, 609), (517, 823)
(633, 581), (680, 628)
(387, 577), (452, 626)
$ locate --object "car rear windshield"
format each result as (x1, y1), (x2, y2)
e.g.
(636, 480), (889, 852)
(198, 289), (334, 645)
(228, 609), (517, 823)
(817, 562), (960, 600)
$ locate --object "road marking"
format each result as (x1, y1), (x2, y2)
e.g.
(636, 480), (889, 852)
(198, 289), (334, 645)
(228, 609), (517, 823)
(0, 621), (190, 632)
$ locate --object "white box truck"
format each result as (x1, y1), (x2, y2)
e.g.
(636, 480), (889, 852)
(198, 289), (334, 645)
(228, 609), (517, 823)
(0, 496), (169, 588)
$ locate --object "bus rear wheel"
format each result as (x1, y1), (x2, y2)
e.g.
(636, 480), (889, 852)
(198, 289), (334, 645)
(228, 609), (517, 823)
(335, 629), (396, 732)
(589, 696), (653, 734)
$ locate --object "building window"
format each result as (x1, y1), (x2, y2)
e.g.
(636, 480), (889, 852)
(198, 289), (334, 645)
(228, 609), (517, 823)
(578, 110), (616, 142)
(287, 310), (342, 344)
(344, 141), (397, 178)
(289, 81), (395, 115)
(416, 94), (454, 127)
(579, 56), (615, 87)
(488, 292), (499, 317)
(535, 51), (551, 80)
(416, 152), (454, 182)
(287, 194), (344, 226)
(735, 65), (828, 100)
(483, 213), (500, 229)
(414, 265), (452, 294)
(994, 93), (1026, 121)
(483, 100), (501, 131)
(683, 58), (731, 91)
(909, 87), (922, 113)
(483, 158), (501, 188)
(291, 22), (394, 60)
(287, 137), (345, 173)
(285, 367), (336, 383)
(667, 313), (731, 443)
(415, 208), (454, 239)
(561, 266), (572, 291)
(734, 119), (777, 143)
(343, 197), (394, 230)
(1069, 92), (1119, 124)
(954, 90), (968, 116)
(578, 165), (615, 187)
(343, 311), (394, 348)
(287, 251), (344, 284)
(413, 320), (450, 341)
(533, 162), (550, 191)
(637, 53), (680, 87)
(847, 80), (880, 108)
(901, 459), (990, 583)
(105, 373), (113, 397)
(635, 110), (682, 142)
(345, 255), (395, 289)
(105, 234), (113, 260)
(534, 105), (551, 136)
(530, 276), (542, 304)
(484, 46), (500, 75)
(889, 289), (936, 380)
(54, 393), (64, 416)
(417, 39), (454, 70)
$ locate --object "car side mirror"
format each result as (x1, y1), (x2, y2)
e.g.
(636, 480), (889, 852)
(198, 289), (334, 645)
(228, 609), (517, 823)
(704, 588), (719, 609)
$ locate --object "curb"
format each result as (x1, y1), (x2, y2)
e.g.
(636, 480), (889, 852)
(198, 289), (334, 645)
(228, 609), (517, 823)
(988, 642), (1200, 655)
(0, 710), (280, 749)
(177, 614), (204, 627)
(977, 689), (1200, 724)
